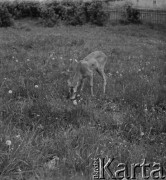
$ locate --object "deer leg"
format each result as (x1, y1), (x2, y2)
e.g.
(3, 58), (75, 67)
(89, 73), (94, 96)
(102, 71), (107, 94)
(80, 78), (85, 92)
(96, 68), (107, 94)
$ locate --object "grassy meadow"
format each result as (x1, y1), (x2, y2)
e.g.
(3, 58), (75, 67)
(0, 19), (166, 179)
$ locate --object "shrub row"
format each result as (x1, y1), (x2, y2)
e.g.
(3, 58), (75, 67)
(0, 1), (141, 27)
(1, 1), (41, 19)
(0, 1), (109, 26)
(0, 4), (14, 27)
(121, 4), (141, 24)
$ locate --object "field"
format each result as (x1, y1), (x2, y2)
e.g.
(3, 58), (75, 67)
(0, 19), (166, 180)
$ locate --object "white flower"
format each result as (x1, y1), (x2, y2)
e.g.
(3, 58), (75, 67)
(144, 104), (148, 113)
(18, 167), (22, 172)
(35, 85), (38, 88)
(73, 100), (77, 105)
(27, 59), (30, 61)
(15, 59), (18, 62)
(8, 90), (12, 94)
(6, 140), (12, 146)
(16, 134), (21, 139)
(140, 131), (144, 136)
(144, 108), (148, 113)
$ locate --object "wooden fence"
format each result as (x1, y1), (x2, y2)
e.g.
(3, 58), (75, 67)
(108, 9), (166, 24)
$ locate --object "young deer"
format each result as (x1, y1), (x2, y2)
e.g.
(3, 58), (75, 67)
(67, 51), (107, 100)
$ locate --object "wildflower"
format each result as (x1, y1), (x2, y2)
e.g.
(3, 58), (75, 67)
(36, 114), (40, 117)
(35, 85), (38, 88)
(144, 108), (148, 112)
(140, 131), (144, 136)
(74, 59), (78, 62)
(60, 56), (63, 59)
(121, 140), (126, 144)
(27, 59), (30, 61)
(15, 59), (18, 62)
(18, 167), (22, 172)
(69, 59), (72, 61)
(16, 134), (21, 139)
(144, 104), (148, 113)
(8, 90), (12, 94)
(6, 140), (12, 146)
(73, 100), (77, 105)
(78, 97), (83, 103)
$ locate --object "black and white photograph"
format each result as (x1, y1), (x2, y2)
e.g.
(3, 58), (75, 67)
(0, 0), (166, 179)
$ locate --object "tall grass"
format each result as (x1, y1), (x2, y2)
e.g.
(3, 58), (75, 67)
(0, 20), (166, 179)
